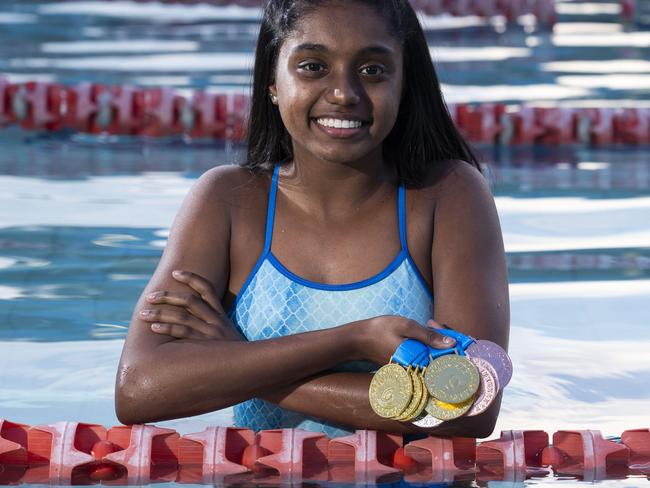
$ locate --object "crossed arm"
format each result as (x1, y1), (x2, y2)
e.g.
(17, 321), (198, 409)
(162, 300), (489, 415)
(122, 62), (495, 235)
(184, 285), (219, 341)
(114, 162), (509, 438)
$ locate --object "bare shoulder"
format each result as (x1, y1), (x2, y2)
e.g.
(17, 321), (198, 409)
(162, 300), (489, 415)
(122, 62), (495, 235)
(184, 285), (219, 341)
(429, 159), (491, 203)
(406, 159), (491, 222)
(193, 164), (268, 209)
(425, 159), (499, 242)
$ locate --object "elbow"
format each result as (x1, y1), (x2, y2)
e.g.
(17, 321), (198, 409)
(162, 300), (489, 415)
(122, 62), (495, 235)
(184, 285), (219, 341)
(429, 397), (501, 439)
(471, 414), (498, 439)
(114, 363), (158, 426)
(450, 413), (498, 439)
(463, 395), (502, 439)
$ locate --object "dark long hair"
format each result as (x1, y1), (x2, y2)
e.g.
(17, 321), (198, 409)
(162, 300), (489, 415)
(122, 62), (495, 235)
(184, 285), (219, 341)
(243, 0), (480, 186)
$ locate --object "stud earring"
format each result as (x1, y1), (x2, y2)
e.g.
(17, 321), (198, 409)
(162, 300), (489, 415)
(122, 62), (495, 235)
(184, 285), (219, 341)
(269, 92), (278, 104)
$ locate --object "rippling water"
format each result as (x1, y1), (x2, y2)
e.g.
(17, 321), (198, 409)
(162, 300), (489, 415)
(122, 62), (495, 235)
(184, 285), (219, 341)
(1, 0), (649, 486)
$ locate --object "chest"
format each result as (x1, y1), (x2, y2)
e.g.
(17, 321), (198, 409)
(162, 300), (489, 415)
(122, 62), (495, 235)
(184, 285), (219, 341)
(225, 185), (435, 309)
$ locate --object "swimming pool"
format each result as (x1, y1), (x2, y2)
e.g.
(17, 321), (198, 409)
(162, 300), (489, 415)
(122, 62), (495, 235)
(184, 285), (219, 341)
(1, 0), (649, 485)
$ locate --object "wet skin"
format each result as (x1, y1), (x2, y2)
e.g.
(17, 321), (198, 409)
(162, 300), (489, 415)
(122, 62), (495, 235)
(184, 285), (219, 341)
(116, 1), (509, 438)
(268, 2), (403, 173)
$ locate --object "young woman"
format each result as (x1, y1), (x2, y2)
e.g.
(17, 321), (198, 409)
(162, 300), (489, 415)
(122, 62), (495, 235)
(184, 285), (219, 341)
(115, 0), (509, 439)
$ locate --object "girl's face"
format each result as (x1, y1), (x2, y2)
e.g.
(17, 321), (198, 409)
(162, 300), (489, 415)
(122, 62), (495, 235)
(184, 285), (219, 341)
(269, 2), (403, 168)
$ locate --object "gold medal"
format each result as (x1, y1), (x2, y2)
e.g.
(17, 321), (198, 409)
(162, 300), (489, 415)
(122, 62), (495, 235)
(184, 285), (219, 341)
(424, 354), (480, 404)
(369, 363), (413, 418)
(401, 369), (428, 421)
(424, 394), (475, 420)
(394, 368), (425, 421)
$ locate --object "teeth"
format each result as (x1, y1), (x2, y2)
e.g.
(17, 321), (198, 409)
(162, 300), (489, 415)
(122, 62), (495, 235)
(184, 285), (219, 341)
(316, 118), (363, 129)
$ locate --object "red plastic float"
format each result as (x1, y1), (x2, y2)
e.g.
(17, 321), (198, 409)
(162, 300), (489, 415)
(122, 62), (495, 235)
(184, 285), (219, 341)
(0, 420), (648, 484)
(403, 435), (476, 483)
(92, 0), (557, 24)
(256, 428), (329, 480)
(541, 430), (630, 481)
(2, 76), (650, 146)
(102, 424), (179, 485)
(477, 430), (549, 482)
(622, 428), (650, 473)
(328, 430), (402, 482)
(0, 420), (29, 467)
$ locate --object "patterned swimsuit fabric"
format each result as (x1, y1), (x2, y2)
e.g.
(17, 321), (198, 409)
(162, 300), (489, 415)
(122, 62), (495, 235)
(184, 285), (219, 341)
(228, 164), (434, 438)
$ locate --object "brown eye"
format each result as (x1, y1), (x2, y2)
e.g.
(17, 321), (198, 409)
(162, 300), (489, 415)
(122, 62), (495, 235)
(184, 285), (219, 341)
(360, 65), (385, 76)
(299, 62), (325, 72)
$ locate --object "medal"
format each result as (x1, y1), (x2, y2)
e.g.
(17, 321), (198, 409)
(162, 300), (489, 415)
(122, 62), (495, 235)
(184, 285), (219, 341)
(369, 339), (429, 419)
(368, 363), (413, 418)
(424, 354), (480, 404)
(465, 339), (512, 388)
(412, 413), (444, 428)
(467, 357), (499, 416)
(424, 394), (475, 420)
(394, 348), (429, 421)
(367, 326), (512, 427)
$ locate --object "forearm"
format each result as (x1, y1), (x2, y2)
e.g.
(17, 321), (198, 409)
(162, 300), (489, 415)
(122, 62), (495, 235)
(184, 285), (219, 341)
(262, 371), (500, 438)
(116, 325), (358, 424)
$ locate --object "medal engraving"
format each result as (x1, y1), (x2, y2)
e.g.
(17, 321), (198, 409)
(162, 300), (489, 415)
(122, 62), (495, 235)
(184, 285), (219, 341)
(467, 357), (499, 416)
(412, 414), (444, 428)
(369, 363), (413, 418)
(395, 369), (426, 421)
(424, 394), (474, 420)
(466, 340), (512, 388)
(424, 355), (480, 403)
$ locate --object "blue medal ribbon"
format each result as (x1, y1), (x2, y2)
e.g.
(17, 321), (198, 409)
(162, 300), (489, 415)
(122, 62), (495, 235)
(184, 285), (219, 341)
(391, 339), (428, 368)
(389, 327), (476, 368)
(432, 328), (475, 356)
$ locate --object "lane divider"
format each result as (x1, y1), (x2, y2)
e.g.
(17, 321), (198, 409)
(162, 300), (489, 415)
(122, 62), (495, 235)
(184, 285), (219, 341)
(1, 419), (648, 484)
(2, 78), (650, 145)
(89, 0), (558, 25)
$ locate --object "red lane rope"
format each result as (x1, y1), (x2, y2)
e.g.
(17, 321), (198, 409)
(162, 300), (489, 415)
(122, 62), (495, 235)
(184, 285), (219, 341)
(89, 0), (557, 24)
(0, 420), (648, 484)
(2, 77), (650, 145)
(74, 0), (642, 24)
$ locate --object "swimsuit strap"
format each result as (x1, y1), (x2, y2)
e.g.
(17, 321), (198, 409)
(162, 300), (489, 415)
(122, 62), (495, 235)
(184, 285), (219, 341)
(262, 164), (281, 254)
(265, 164), (408, 253)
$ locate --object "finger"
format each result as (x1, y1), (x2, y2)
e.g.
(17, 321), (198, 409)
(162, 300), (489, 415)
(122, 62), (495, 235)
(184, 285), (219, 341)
(150, 323), (202, 340)
(426, 319), (448, 330)
(146, 291), (219, 325)
(172, 270), (226, 314)
(140, 307), (218, 338)
(409, 320), (455, 348)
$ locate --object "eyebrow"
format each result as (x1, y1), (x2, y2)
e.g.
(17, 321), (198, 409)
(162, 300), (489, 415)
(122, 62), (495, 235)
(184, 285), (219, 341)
(292, 43), (394, 57)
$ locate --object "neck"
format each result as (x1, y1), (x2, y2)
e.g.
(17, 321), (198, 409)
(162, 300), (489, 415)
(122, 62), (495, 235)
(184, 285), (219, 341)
(277, 152), (397, 222)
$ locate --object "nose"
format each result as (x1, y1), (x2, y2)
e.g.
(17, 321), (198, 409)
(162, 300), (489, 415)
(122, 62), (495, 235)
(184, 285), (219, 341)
(325, 73), (361, 105)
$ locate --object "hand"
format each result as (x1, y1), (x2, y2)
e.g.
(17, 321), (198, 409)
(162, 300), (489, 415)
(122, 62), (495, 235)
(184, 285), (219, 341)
(354, 315), (456, 365)
(140, 270), (245, 341)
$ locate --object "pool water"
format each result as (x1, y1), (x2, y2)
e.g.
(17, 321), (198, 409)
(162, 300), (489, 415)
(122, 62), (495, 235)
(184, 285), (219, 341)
(1, 0), (649, 486)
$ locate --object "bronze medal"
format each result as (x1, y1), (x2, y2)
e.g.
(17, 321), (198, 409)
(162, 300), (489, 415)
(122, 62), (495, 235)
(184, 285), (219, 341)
(467, 357), (499, 416)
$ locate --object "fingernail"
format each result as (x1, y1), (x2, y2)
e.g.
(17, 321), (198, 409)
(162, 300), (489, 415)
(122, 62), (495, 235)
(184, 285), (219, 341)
(172, 270), (184, 277)
(151, 324), (161, 330)
(140, 310), (151, 316)
(443, 336), (454, 344)
(146, 293), (156, 300)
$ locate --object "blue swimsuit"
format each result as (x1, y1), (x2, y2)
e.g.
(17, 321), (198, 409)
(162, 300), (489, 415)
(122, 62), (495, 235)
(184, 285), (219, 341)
(228, 164), (433, 438)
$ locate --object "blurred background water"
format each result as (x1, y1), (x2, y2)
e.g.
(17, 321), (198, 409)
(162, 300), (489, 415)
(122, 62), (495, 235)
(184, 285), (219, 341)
(0, 0), (649, 485)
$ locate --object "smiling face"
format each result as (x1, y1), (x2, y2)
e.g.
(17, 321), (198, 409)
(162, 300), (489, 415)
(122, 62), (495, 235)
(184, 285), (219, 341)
(268, 1), (404, 169)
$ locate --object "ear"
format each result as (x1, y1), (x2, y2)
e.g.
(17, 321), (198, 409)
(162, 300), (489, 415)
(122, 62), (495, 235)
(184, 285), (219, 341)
(268, 84), (278, 104)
